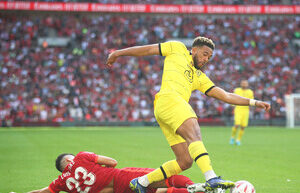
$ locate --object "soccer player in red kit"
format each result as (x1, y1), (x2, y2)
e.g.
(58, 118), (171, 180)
(27, 151), (206, 193)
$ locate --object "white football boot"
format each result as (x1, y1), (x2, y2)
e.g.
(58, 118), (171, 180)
(187, 183), (225, 193)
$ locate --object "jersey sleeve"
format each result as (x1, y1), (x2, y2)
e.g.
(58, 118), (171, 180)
(48, 177), (64, 193)
(77, 151), (98, 163)
(197, 73), (215, 95)
(159, 41), (187, 57)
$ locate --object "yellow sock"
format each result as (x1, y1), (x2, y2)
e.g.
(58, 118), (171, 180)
(146, 160), (182, 184)
(231, 126), (237, 138)
(237, 129), (245, 141)
(188, 141), (213, 174)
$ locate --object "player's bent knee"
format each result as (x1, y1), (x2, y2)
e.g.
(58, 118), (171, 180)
(177, 157), (193, 170)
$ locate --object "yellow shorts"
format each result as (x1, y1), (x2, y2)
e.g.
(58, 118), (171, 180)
(154, 94), (197, 146)
(234, 108), (250, 127)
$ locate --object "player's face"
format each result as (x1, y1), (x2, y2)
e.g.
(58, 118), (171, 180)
(241, 80), (249, 89)
(65, 155), (75, 163)
(192, 46), (213, 70)
(62, 155), (75, 171)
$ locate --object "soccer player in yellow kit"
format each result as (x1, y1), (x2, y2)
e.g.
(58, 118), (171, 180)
(230, 80), (254, 146)
(106, 37), (270, 193)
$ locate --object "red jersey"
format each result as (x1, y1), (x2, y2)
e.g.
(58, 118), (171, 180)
(49, 152), (120, 193)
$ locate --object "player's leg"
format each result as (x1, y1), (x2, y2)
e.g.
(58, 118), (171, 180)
(236, 126), (244, 146)
(148, 173), (194, 188)
(131, 96), (233, 192)
(129, 163), (193, 193)
(230, 125), (239, 145)
(154, 175), (199, 193)
(132, 124), (188, 191)
(165, 174), (194, 188)
(176, 118), (214, 178)
(118, 169), (194, 193)
(176, 118), (234, 191)
(236, 111), (249, 145)
(230, 109), (241, 144)
(170, 142), (193, 171)
(130, 97), (194, 193)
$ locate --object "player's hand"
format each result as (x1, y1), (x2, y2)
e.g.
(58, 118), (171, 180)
(106, 51), (119, 67)
(255, 100), (271, 112)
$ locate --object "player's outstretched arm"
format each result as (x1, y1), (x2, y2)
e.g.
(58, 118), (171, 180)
(27, 187), (51, 193)
(96, 155), (118, 168)
(206, 86), (270, 112)
(106, 44), (159, 67)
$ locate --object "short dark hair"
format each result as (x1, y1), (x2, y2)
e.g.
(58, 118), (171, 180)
(55, 153), (74, 172)
(192, 37), (215, 50)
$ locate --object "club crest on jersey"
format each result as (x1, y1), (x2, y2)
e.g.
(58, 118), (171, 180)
(184, 70), (193, 83)
(196, 70), (202, 77)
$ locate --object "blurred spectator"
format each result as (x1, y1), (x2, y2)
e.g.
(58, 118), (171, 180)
(0, 13), (299, 125)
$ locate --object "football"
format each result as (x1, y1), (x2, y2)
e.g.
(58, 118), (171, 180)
(230, 180), (255, 193)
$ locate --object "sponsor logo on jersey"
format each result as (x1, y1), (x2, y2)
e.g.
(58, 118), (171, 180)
(196, 70), (202, 77)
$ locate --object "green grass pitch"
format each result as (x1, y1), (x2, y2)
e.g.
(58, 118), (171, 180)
(1, 126), (299, 193)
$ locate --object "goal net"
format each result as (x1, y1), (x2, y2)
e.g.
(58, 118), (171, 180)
(285, 94), (300, 128)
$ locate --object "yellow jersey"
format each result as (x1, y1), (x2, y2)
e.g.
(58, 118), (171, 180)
(234, 87), (254, 110)
(157, 41), (215, 102)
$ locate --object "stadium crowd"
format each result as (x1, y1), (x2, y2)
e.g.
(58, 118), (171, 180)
(0, 13), (299, 125)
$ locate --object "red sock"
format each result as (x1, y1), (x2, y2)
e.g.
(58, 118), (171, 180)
(166, 175), (194, 188)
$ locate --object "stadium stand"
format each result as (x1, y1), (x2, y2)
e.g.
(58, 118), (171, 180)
(0, 13), (299, 126)
(5, 0), (297, 5)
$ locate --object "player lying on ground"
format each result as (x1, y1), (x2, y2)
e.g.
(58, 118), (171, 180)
(27, 151), (212, 193)
(106, 37), (270, 193)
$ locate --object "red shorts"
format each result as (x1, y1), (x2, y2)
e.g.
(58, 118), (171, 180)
(113, 167), (157, 193)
